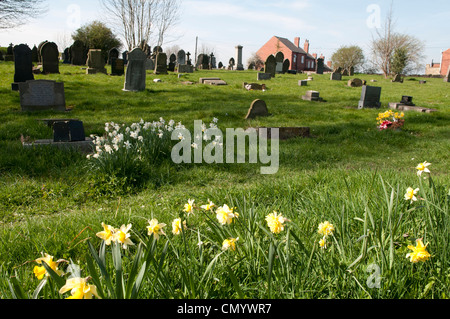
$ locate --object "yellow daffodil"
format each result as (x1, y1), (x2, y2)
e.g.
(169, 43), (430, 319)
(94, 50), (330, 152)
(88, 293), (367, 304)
(319, 238), (327, 249)
(406, 239), (431, 263)
(147, 219), (167, 240)
(184, 199), (195, 215)
(113, 224), (134, 249)
(201, 200), (216, 212)
(416, 161), (431, 176)
(222, 238), (239, 251)
(59, 277), (100, 299)
(318, 221), (335, 237)
(265, 211), (287, 234)
(216, 204), (238, 225)
(96, 222), (115, 245)
(172, 218), (187, 235)
(404, 187), (420, 203)
(33, 253), (64, 280)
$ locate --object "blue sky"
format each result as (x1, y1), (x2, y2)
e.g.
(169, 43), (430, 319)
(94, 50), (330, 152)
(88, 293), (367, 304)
(2, 0), (449, 70)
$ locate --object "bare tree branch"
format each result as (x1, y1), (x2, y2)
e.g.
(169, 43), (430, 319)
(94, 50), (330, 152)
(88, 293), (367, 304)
(0, 0), (47, 29)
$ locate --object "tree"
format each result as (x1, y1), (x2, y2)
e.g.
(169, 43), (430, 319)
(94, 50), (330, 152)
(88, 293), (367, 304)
(100, 0), (181, 51)
(331, 46), (365, 75)
(0, 0), (47, 29)
(247, 52), (264, 70)
(370, 3), (424, 77)
(72, 21), (122, 61)
(390, 47), (408, 75)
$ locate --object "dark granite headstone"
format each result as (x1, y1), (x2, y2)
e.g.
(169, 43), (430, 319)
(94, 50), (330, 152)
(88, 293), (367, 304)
(71, 40), (86, 65)
(282, 59), (290, 74)
(358, 85), (382, 109)
(12, 44), (34, 91)
(400, 96), (415, 106)
(31, 45), (39, 62)
(53, 120), (86, 142)
(111, 58), (124, 76)
(265, 55), (276, 78)
(41, 42), (59, 74)
(245, 99), (270, 119)
(123, 48), (147, 92)
(155, 52), (168, 74)
(108, 48), (119, 65)
(315, 58), (324, 75)
(19, 80), (66, 112)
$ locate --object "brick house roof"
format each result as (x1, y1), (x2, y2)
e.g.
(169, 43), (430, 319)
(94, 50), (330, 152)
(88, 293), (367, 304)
(274, 36), (316, 60)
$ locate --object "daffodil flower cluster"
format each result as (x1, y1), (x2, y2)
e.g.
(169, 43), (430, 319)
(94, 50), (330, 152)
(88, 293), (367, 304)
(377, 110), (405, 130)
(317, 221), (335, 249)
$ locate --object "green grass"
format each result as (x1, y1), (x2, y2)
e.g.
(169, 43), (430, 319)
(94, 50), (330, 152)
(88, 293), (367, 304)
(0, 61), (449, 299)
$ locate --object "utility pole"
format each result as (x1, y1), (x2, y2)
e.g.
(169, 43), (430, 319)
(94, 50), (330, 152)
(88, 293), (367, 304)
(194, 36), (198, 66)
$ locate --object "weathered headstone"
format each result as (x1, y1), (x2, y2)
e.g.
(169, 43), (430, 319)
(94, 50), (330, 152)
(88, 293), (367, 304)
(358, 85), (382, 109)
(40, 42), (59, 74)
(12, 44), (34, 91)
(86, 49), (107, 74)
(302, 90), (323, 102)
(298, 80), (308, 86)
(389, 103), (437, 113)
(315, 58), (324, 75)
(265, 55), (276, 78)
(400, 96), (415, 106)
(123, 48), (147, 92)
(62, 48), (71, 64)
(71, 40), (86, 65)
(228, 57), (235, 70)
(203, 80), (227, 86)
(243, 83), (266, 91)
(154, 52), (168, 74)
(392, 74), (403, 83)
(108, 48), (119, 65)
(111, 58), (124, 76)
(330, 72), (342, 81)
(178, 64), (194, 73)
(245, 99), (270, 119)
(177, 50), (186, 66)
(257, 73), (272, 81)
(168, 53), (176, 72)
(210, 53), (217, 69)
(122, 51), (128, 65)
(275, 52), (284, 73)
(19, 80), (66, 111)
(199, 77), (221, 84)
(31, 45), (39, 62)
(282, 59), (290, 74)
(53, 120), (86, 142)
(348, 78), (363, 87)
(145, 58), (155, 71)
(4, 44), (14, 61)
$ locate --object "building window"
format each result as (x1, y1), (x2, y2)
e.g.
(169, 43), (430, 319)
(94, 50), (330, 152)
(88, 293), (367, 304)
(293, 54), (297, 63)
(311, 61), (314, 69)
(301, 56), (305, 64)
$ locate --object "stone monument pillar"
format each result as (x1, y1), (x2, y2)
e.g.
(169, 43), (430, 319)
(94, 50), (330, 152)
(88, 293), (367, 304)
(235, 45), (244, 71)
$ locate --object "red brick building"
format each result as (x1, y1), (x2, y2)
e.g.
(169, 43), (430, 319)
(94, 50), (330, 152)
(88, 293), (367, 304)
(440, 49), (450, 76)
(256, 36), (331, 72)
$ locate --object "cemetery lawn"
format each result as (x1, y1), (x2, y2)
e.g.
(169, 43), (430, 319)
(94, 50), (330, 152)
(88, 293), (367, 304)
(0, 61), (449, 299)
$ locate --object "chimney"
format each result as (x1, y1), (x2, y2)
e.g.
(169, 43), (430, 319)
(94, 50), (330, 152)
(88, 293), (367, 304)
(327, 61), (332, 68)
(312, 53), (317, 59)
(304, 40), (309, 53)
(294, 37), (300, 48)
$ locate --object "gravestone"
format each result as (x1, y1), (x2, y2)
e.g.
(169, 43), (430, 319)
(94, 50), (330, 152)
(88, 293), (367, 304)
(400, 96), (415, 106)
(444, 67), (450, 82)
(257, 73), (272, 81)
(302, 90), (323, 102)
(53, 120), (86, 142)
(186, 52), (192, 65)
(122, 51), (128, 65)
(298, 80), (308, 86)
(389, 103), (437, 113)
(178, 64), (194, 73)
(108, 48), (119, 65)
(4, 44), (14, 61)
(265, 55), (276, 78)
(315, 58), (324, 74)
(330, 72), (342, 81)
(168, 53), (176, 72)
(199, 77), (221, 84)
(228, 57), (235, 70)
(123, 48), (147, 92)
(12, 44), (34, 91)
(275, 52), (284, 73)
(218, 61), (223, 69)
(203, 80), (227, 86)
(358, 85), (382, 109)
(419, 80), (427, 84)
(235, 45), (244, 70)
(40, 42), (59, 74)
(348, 78), (363, 87)
(19, 80), (66, 111)
(86, 49), (107, 74)
(63, 48), (71, 64)
(71, 40), (86, 65)
(392, 74), (403, 83)
(154, 52), (168, 74)
(145, 58), (155, 71)
(177, 50), (186, 65)
(31, 45), (39, 62)
(210, 53), (217, 69)
(282, 59), (290, 74)
(152, 46), (163, 59)
(111, 58), (124, 76)
(245, 99), (270, 119)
